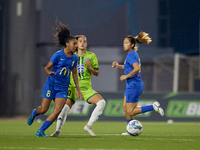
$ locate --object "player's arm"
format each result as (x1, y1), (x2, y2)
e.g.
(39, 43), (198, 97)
(84, 58), (99, 76)
(72, 67), (83, 99)
(126, 62), (140, 78)
(112, 61), (124, 69)
(44, 61), (56, 75)
(88, 67), (99, 76)
(120, 62), (140, 81)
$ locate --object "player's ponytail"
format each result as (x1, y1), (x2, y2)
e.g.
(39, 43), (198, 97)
(53, 19), (74, 47)
(126, 31), (152, 51)
(135, 31), (152, 44)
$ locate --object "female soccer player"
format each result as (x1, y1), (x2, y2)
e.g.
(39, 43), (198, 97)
(112, 32), (164, 135)
(50, 35), (106, 137)
(27, 20), (83, 137)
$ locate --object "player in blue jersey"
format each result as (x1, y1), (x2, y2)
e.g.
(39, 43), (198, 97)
(27, 20), (83, 137)
(112, 32), (164, 135)
(50, 35), (106, 137)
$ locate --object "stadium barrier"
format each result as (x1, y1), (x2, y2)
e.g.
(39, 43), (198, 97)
(36, 92), (200, 122)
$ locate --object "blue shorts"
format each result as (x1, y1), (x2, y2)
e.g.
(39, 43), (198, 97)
(124, 85), (143, 103)
(42, 81), (68, 100)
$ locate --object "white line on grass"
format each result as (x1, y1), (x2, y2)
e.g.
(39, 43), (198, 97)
(62, 134), (122, 136)
(1, 133), (200, 137)
(0, 147), (139, 150)
(63, 133), (200, 137)
(0, 147), (57, 150)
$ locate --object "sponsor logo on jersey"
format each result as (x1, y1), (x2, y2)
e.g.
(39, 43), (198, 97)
(72, 61), (75, 67)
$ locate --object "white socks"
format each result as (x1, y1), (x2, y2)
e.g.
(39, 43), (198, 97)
(87, 99), (106, 126)
(56, 99), (106, 131)
(56, 104), (71, 132)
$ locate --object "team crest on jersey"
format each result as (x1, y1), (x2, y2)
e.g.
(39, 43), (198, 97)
(78, 64), (84, 73)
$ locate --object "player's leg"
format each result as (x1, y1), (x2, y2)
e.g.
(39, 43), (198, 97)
(125, 87), (141, 116)
(27, 98), (51, 126)
(36, 97), (66, 137)
(126, 88), (164, 116)
(27, 81), (53, 126)
(123, 92), (134, 124)
(51, 86), (76, 137)
(126, 102), (140, 116)
(51, 99), (74, 137)
(126, 88), (153, 116)
(84, 93), (106, 137)
(126, 101), (164, 116)
(122, 95), (134, 135)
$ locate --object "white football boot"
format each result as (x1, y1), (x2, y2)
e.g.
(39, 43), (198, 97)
(153, 101), (164, 116)
(84, 125), (96, 137)
(50, 131), (60, 137)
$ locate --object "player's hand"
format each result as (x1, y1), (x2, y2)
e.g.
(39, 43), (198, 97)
(120, 75), (127, 81)
(49, 71), (56, 75)
(76, 89), (83, 100)
(84, 58), (90, 68)
(112, 61), (119, 68)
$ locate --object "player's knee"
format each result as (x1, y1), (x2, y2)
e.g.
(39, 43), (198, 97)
(59, 104), (70, 116)
(100, 99), (106, 107)
(52, 107), (63, 116)
(123, 105), (127, 112)
(97, 99), (106, 109)
(96, 99), (106, 116)
(40, 107), (48, 114)
(127, 109), (135, 116)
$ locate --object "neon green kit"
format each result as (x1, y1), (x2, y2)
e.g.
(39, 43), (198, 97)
(68, 51), (99, 102)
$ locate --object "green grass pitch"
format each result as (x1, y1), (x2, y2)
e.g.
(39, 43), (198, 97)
(0, 120), (200, 150)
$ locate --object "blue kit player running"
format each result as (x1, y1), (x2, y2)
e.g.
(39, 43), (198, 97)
(112, 32), (164, 135)
(50, 35), (106, 137)
(27, 20), (83, 137)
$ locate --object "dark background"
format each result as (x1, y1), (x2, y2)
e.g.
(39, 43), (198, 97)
(0, 0), (200, 116)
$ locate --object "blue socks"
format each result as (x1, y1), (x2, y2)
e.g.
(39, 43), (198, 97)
(141, 105), (154, 113)
(126, 119), (132, 124)
(125, 105), (153, 124)
(32, 109), (39, 117)
(39, 121), (53, 131)
(32, 109), (52, 132)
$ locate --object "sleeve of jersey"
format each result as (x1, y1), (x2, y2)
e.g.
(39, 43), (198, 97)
(127, 52), (137, 65)
(73, 55), (78, 68)
(90, 53), (99, 69)
(50, 52), (59, 64)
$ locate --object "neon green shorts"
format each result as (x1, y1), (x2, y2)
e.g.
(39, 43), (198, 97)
(67, 86), (98, 103)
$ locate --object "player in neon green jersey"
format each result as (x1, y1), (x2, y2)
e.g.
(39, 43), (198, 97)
(51, 35), (106, 137)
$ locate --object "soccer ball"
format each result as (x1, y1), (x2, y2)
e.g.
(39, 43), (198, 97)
(126, 120), (143, 136)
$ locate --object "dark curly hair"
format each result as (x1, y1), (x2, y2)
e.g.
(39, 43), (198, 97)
(53, 19), (75, 47)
